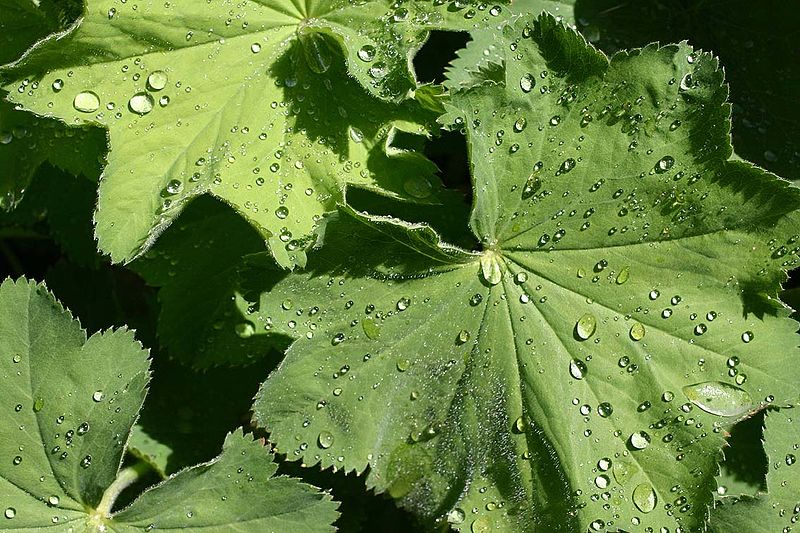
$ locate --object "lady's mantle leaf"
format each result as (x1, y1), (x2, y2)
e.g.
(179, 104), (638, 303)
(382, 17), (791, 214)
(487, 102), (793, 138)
(0, 0), (105, 210)
(0, 277), (337, 531)
(251, 15), (800, 532)
(710, 408), (800, 532)
(1, 0), (509, 267)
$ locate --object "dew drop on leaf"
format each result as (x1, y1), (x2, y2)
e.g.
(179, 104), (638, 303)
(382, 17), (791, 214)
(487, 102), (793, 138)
(615, 266), (630, 284)
(357, 45), (376, 62)
(446, 508), (465, 524)
(51, 79), (64, 92)
(681, 381), (753, 417)
(146, 71), (168, 91)
(4, 508), (15, 519)
(129, 92), (154, 115)
(629, 322), (645, 341)
(575, 313), (597, 340)
(569, 359), (587, 380)
(632, 482), (657, 513)
(519, 73), (535, 93)
(629, 431), (651, 450)
(92, 391), (104, 402)
(480, 251), (503, 285)
(318, 431), (334, 449)
(362, 318), (380, 339)
(742, 331), (754, 343)
(73, 91), (100, 113)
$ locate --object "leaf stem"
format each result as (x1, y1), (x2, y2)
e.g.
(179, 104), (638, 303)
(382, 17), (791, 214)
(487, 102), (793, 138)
(95, 462), (150, 517)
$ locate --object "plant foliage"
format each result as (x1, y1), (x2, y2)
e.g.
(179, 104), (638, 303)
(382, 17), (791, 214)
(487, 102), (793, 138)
(1, 0), (798, 532)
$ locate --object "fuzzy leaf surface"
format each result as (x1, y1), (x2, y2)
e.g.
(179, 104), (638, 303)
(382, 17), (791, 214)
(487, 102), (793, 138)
(710, 408), (800, 532)
(251, 15), (800, 532)
(1, 0), (510, 266)
(0, 277), (337, 531)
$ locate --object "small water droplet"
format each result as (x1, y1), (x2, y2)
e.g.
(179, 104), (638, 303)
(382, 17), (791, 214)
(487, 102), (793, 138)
(318, 431), (334, 449)
(93, 391), (104, 402)
(742, 331), (754, 343)
(616, 266), (630, 285)
(559, 158), (575, 173)
(597, 402), (613, 417)
(447, 508), (466, 524)
(80, 455), (92, 468)
(575, 313), (597, 340)
(4, 508), (15, 519)
(52, 79), (64, 92)
(656, 155), (675, 173)
(396, 297), (411, 311)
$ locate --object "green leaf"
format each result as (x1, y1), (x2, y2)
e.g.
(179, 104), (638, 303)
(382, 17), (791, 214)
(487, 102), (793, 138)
(573, 0), (800, 182)
(0, 1), (105, 210)
(710, 408), (800, 532)
(128, 356), (280, 476)
(0, 0), (508, 267)
(0, 277), (338, 531)
(132, 196), (289, 368)
(251, 15), (800, 532)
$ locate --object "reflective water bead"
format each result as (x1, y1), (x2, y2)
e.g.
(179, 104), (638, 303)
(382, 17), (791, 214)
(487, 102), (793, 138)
(73, 91), (100, 113)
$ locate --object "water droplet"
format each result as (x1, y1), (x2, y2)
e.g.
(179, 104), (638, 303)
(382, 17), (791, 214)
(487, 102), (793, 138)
(396, 359), (410, 372)
(575, 313), (597, 340)
(597, 402), (613, 417)
(519, 73), (535, 93)
(128, 92), (154, 115)
(682, 381), (753, 417)
(616, 266), (630, 285)
(649, 290), (660, 300)
(396, 297), (411, 311)
(318, 431), (334, 449)
(447, 508), (466, 524)
(629, 431), (651, 450)
(235, 322), (255, 338)
(403, 176), (433, 199)
(569, 359), (587, 380)
(93, 391), (104, 402)
(299, 30), (332, 74)
(597, 458), (611, 471)
(331, 333), (345, 345)
(480, 251), (503, 285)
(786, 454), (796, 466)
(456, 330), (471, 344)
(742, 331), (754, 343)
(73, 91), (100, 113)
(33, 398), (44, 412)
(12, 456), (21, 466)
(165, 179), (182, 195)
(662, 391), (675, 402)
(632, 483), (657, 513)
(362, 319), (380, 340)
(559, 158), (575, 173)
(250, 42), (262, 54)
(629, 322), (645, 341)
(275, 206), (289, 219)
(656, 155), (675, 173)
(357, 45), (376, 62)
(4, 508), (15, 519)
(80, 455), (92, 468)
(147, 71), (168, 91)
(513, 117), (527, 132)
(52, 79), (64, 92)
(521, 176), (541, 199)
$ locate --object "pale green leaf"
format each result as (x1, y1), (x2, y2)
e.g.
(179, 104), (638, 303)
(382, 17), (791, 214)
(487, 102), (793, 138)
(0, 0), (507, 266)
(0, 277), (338, 531)
(251, 15), (800, 532)
(710, 407), (800, 532)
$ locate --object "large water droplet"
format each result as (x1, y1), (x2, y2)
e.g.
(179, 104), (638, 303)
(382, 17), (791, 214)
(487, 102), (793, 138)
(629, 431), (651, 450)
(519, 73), (535, 93)
(4, 507), (15, 519)
(129, 92), (154, 115)
(480, 251), (503, 285)
(682, 381), (753, 417)
(632, 483), (657, 513)
(73, 91), (100, 113)
(575, 313), (597, 340)
(569, 359), (587, 380)
(357, 45), (376, 62)
(318, 431), (334, 449)
(298, 29), (332, 74)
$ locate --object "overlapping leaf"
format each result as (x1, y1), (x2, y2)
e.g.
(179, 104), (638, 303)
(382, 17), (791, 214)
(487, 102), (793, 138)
(1, 0), (516, 266)
(710, 407), (800, 532)
(249, 14), (800, 532)
(0, 277), (338, 531)
(0, 0), (105, 210)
